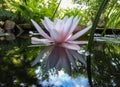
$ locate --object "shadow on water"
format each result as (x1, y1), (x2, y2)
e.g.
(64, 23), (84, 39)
(0, 36), (120, 87)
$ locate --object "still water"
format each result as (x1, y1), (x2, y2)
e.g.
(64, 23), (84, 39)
(0, 36), (120, 87)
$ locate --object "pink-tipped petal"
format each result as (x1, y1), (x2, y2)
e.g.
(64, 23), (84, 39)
(69, 25), (92, 40)
(54, 18), (62, 24)
(31, 37), (53, 45)
(61, 43), (81, 50)
(31, 19), (52, 40)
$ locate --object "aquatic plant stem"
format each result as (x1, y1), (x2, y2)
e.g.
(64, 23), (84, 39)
(87, 0), (109, 87)
(51, 0), (62, 20)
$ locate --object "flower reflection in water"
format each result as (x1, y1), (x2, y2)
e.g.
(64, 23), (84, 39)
(31, 16), (92, 74)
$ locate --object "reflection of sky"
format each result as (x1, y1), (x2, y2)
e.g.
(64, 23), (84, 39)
(41, 70), (89, 87)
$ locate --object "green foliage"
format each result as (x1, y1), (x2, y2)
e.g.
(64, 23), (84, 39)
(63, 8), (91, 25)
(0, 8), (14, 21)
(0, 8), (27, 23)
(5, 0), (58, 22)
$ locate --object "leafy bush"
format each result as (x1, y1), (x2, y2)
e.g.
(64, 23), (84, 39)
(5, 0), (58, 22)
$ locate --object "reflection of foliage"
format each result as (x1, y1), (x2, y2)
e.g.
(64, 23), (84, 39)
(92, 42), (120, 86)
(0, 38), (41, 86)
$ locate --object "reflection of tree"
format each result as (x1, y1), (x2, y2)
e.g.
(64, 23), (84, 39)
(0, 38), (40, 86)
(92, 42), (120, 87)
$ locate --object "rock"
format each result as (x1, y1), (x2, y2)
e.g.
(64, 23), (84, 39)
(0, 37), (5, 41)
(18, 23), (32, 29)
(5, 33), (15, 41)
(0, 21), (4, 28)
(4, 20), (15, 30)
(0, 27), (4, 33)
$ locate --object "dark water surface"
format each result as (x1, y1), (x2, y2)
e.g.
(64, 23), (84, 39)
(0, 37), (120, 87)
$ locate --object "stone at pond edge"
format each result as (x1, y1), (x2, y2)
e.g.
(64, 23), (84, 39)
(5, 33), (15, 41)
(0, 27), (4, 33)
(4, 20), (15, 30)
(0, 21), (4, 28)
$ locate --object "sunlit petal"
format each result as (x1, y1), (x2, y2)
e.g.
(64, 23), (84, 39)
(31, 19), (52, 40)
(69, 25), (92, 40)
(63, 16), (68, 23)
(44, 17), (54, 30)
(69, 16), (80, 33)
(63, 16), (74, 37)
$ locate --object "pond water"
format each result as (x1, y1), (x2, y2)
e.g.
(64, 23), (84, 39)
(0, 36), (120, 87)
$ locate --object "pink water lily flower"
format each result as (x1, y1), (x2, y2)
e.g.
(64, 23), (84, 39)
(31, 16), (92, 74)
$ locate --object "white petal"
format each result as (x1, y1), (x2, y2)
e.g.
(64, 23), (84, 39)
(50, 29), (60, 42)
(44, 17), (54, 30)
(41, 19), (50, 32)
(69, 25), (92, 40)
(55, 20), (64, 33)
(31, 19), (52, 40)
(61, 43), (81, 50)
(31, 37), (53, 45)
(69, 16), (80, 33)
(54, 18), (61, 24)
(63, 16), (68, 23)
(64, 16), (80, 41)
(67, 41), (88, 44)
(63, 16), (74, 36)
